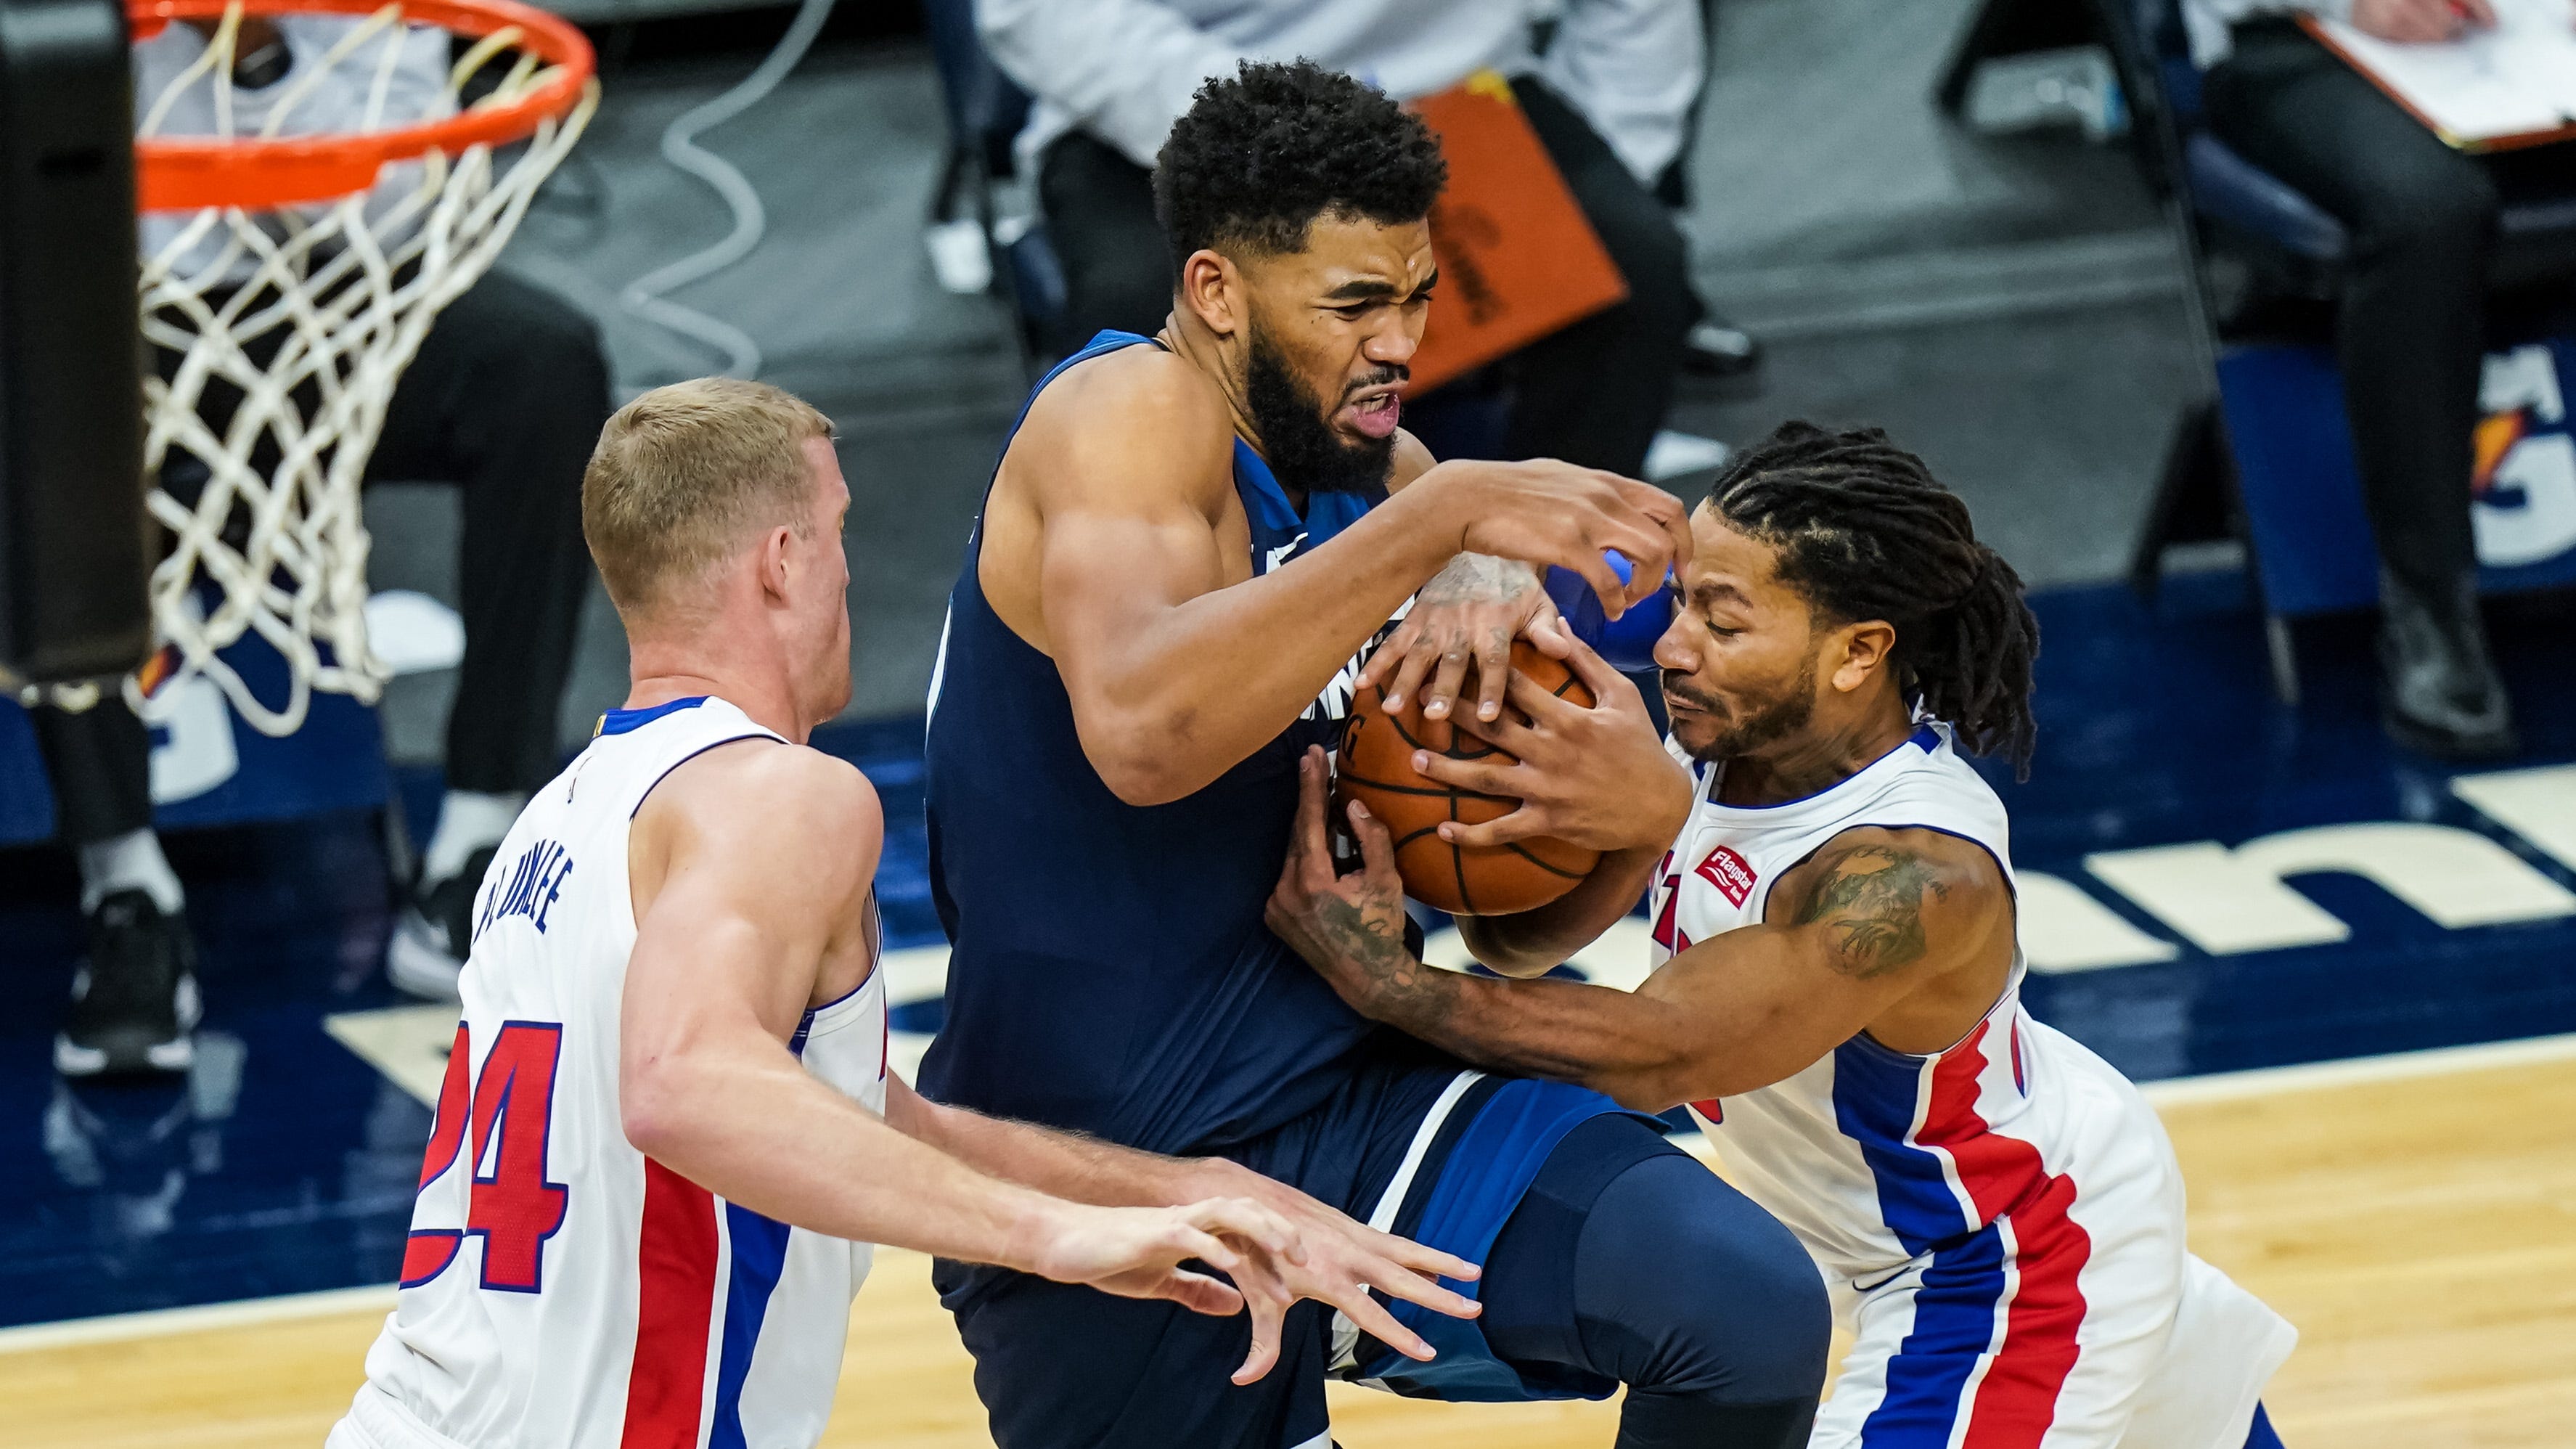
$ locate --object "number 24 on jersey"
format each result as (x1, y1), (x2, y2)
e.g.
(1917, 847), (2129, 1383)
(401, 1021), (571, 1293)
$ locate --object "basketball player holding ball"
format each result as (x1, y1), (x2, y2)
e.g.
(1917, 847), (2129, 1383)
(923, 60), (1831, 1449)
(1269, 423), (2299, 1449)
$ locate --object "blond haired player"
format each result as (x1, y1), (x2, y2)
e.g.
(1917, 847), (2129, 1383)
(330, 379), (1480, 1449)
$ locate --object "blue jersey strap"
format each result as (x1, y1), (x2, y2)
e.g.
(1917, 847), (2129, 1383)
(1232, 439), (1373, 573)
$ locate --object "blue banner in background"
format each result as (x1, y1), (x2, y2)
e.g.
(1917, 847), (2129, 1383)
(2221, 336), (2576, 616)
(0, 704), (50, 844)
(0, 637), (387, 849)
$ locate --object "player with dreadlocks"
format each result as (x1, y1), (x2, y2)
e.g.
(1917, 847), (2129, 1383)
(1269, 421), (2301, 1449)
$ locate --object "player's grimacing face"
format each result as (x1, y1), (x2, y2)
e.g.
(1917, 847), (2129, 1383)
(789, 436), (854, 720)
(1653, 513), (1828, 764)
(1241, 213), (1435, 446)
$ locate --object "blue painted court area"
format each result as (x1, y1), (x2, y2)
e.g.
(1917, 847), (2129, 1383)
(1, 571), (2571, 1329)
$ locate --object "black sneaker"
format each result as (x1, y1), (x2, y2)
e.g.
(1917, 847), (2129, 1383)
(388, 846), (495, 1001)
(56, 889), (201, 1077)
(2378, 567), (2519, 762)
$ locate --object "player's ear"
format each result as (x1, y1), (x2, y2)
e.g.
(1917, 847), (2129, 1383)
(1178, 249), (1243, 338)
(757, 525), (796, 604)
(1832, 620), (1897, 694)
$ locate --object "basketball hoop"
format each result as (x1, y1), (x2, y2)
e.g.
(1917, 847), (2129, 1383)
(38, 0), (597, 736)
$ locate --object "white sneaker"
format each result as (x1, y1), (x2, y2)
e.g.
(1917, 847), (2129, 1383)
(386, 845), (494, 1002)
(1645, 430), (1732, 483)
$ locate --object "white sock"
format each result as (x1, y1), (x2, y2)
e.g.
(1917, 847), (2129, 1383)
(78, 828), (184, 916)
(422, 790), (526, 886)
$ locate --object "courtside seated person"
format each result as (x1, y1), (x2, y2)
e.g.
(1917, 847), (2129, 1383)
(2187, 0), (2576, 759)
(976, 0), (1706, 481)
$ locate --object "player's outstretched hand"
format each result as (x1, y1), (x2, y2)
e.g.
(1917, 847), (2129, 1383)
(1357, 554), (1571, 727)
(1026, 1196), (1304, 1326)
(1426, 634), (1696, 854)
(1185, 1154), (1483, 1384)
(1413, 458), (1690, 623)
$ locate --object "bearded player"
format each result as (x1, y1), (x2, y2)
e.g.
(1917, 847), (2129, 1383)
(330, 379), (1479, 1449)
(1270, 423), (2299, 1449)
(924, 60), (1831, 1449)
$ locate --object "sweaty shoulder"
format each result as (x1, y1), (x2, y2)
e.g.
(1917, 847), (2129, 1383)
(1005, 344), (1235, 512)
(1771, 825), (2009, 983)
(631, 740), (885, 913)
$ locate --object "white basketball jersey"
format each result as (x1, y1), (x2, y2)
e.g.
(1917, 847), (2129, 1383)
(1651, 724), (2148, 1281)
(340, 695), (888, 1449)
(1649, 727), (2295, 1446)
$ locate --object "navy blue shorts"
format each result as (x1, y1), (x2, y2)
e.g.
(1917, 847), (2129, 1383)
(933, 1041), (1668, 1449)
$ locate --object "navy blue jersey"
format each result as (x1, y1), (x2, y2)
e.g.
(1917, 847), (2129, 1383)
(919, 332), (1393, 1154)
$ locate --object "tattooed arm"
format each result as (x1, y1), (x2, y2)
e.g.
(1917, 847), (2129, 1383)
(1265, 750), (2015, 1111)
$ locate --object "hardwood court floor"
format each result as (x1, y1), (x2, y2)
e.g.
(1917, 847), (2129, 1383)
(5, 1042), (2572, 1449)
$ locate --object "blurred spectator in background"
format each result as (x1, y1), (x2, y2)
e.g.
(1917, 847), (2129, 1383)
(2189, 0), (2576, 759)
(975, 0), (1731, 482)
(43, 15), (608, 1078)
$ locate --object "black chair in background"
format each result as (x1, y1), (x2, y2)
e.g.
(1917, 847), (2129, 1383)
(920, 0), (1064, 370)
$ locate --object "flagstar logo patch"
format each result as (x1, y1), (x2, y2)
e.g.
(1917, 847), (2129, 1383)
(1695, 845), (1758, 908)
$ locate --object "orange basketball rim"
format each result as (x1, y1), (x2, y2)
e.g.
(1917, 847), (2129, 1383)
(128, 0), (595, 212)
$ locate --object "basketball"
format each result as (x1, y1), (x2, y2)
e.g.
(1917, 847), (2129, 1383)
(1335, 640), (1601, 916)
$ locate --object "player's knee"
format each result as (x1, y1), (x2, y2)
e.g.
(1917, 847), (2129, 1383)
(1578, 1153), (1830, 1405)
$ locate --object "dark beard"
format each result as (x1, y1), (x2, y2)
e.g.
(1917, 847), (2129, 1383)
(1667, 658), (1818, 763)
(1245, 327), (1397, 497)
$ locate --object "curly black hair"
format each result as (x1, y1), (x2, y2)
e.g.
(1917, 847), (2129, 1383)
(1151, 60), (1447, 278)
(1706, 422), (2043, 777)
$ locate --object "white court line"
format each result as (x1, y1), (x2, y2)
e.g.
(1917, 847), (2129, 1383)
(0, 1283), (396, 1354)
(2136, 1029), (2576, 1106)
(19, 1031), (2575, 1355)
(1663, 1031), (2576, 1159)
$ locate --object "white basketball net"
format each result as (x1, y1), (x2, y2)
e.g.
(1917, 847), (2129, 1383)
(43, 3), (596, 736)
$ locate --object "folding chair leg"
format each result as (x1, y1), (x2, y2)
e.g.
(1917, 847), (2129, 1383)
(2264, 613), (2300, 707)
(2129, 397), (2236, 603)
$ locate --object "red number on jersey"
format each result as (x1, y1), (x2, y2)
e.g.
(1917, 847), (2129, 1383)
(400, 1020), (572, 1292)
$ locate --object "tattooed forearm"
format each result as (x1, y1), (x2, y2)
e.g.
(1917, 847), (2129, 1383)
(1300, 903), (1623, 1080)
(1418, 553), (1540, 608)
(1306, 897), (1462, 1024)
(1793, 845), (1951, 979)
